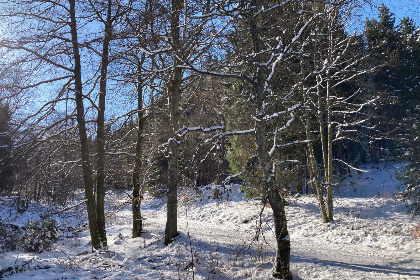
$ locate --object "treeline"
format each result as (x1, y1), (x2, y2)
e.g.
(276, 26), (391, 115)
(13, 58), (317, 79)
(0, 1), (419, 278)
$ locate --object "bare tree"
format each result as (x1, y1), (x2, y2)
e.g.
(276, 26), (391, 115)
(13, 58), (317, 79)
(0, 0), (134, 250)
(156, 0), (230, 245)
(300, 0), (376, 222)
(68, 0), (103, 249)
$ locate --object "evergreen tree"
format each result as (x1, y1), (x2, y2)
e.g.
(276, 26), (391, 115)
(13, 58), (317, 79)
(400, 108), (420, 215)
(364, 4), (401, 158)
(397, 18), (420, 215)
(364, 7), (420, 215)
(396, 17), (420, 117)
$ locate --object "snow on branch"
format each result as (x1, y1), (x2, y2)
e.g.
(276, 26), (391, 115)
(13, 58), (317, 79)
(253, 0), (291, 17)
(177, 65), (252, 83)
(176, 125), (225, 137)
(268, 114), (295, 157)
(222, 172), (244, 185)
(333, 97), (378, 115)
(275, 114), (295, 135)
(335, 119), (367, 128)
(275, 160), (300, 166)
(333, 159), (369, 173)
(267, 12), (322, 83)
(213, 129), (256, 139)
(263, 104), (300, 120)
(275, 140), (310, 149)
(105, 151), (136, 157)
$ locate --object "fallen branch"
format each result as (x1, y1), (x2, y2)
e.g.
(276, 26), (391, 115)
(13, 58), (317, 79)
(49, 199), (88, 215)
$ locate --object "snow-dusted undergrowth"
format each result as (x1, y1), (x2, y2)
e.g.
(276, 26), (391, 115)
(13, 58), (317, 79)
(1, 163), (419, 279)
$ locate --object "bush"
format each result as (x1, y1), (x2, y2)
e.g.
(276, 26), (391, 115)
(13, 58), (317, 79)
(0, 222), (22, 252)
(21, 219), (60, 253)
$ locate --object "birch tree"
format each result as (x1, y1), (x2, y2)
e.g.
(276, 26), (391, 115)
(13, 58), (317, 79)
(299, 0), (377, 222)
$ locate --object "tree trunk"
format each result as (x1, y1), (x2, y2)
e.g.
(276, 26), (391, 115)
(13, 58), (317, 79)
(255, 115), (291, 279)
(216, 125), (226, 187)
(317, 73), (333, 222)
(95, 0), (113, 249)
(325, 16), (334, 222)
(249, 1), (291, 276)
(132, 63), (145, 238)
(267, 181), (291, 279)
(164, 0), (184, 245)
(297, 164), (303, 194)
(165, 77), (182, 245)
(255, 108), (291, 278)
(306, 118), (328, 223)
(318, 75), (328, 182)
(337, 140), (346, 181)
(326, 78), (334, 221)
(68, 0), (100, 250)
(301, 40), (326, 222)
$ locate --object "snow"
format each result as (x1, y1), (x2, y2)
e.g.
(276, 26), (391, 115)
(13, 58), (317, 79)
(1, 162), (419, 279)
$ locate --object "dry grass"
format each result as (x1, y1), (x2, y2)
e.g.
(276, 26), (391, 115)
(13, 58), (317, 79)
(409, 223), (420, 239)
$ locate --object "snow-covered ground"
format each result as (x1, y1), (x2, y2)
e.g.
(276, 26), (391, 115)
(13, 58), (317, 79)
(1, 162), (419, 279)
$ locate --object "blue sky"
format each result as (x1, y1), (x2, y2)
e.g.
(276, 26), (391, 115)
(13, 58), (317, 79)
(364, 0), (419, 23)
(348, 0), (420, 33)
(376, 0), (419, 22)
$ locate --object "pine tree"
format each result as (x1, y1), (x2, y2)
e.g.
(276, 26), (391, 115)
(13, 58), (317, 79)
(400, 109), (420, 215)
(397, 18), (420, 215)
(364, 4), (400, 158)
(396, 17), (420, 117)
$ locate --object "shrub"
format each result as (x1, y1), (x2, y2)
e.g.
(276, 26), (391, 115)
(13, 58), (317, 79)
(0, 222), (22, 252)
(21, 219), (60, 253)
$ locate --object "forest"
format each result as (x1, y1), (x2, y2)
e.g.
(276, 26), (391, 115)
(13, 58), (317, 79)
(0, 0), (419, 279)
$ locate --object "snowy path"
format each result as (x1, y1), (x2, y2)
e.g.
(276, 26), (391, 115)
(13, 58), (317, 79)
(291, 238), (420, 279)
(148, 191), (420, 280)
